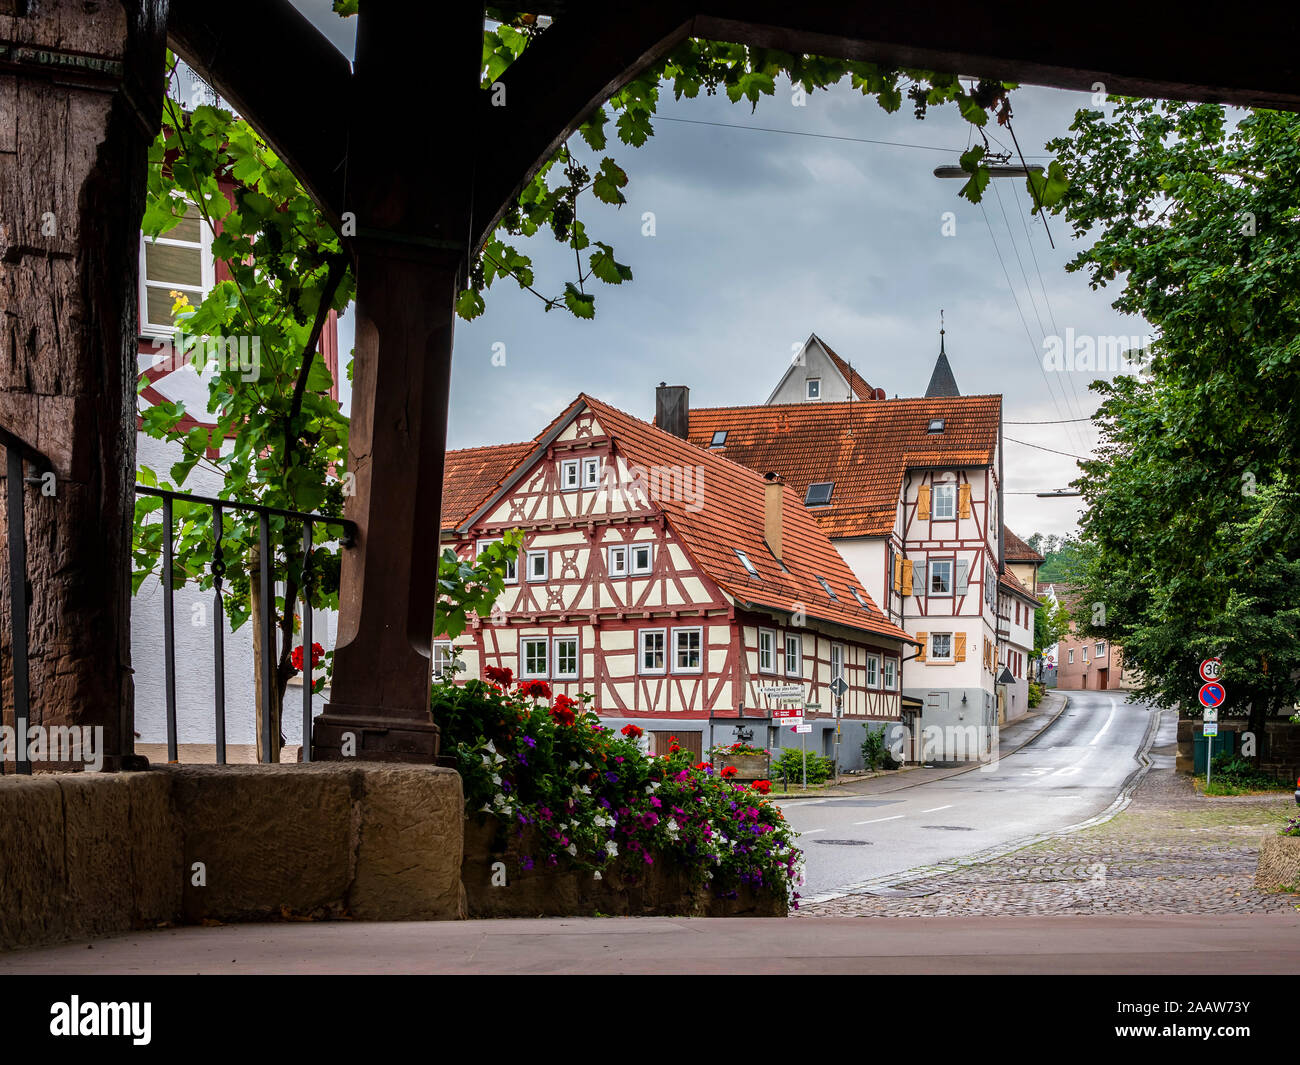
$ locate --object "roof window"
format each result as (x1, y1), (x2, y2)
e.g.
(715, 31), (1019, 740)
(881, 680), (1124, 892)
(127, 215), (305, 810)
(804, 481), (833, 506)
(709, 430), (727, 448)
(926, 418), (945, 434)
(735, 549), (760, 578)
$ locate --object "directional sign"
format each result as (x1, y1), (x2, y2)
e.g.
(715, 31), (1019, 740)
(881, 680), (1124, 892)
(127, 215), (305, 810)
(759, 684), (803, 699)
(771, 705), (803, 724)
(1203, 707), (1218, 724)
(829, 677), (849, 698)
(792, 723), (812, 734)
(1203, 722), (1219, 738)
(1198, 681), (1226, 709)
(1199, 658), (1222, 682)
(804, 702), (822, 711)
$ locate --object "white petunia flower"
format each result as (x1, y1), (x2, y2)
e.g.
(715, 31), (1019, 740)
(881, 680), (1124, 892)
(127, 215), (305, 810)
(593, 871), (603, 881)
(605, 841), (619, 857)
(567, 844), (578, 856)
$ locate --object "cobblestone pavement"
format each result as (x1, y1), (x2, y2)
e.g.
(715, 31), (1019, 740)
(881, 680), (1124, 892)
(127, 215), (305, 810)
(799, 769), (1300, 917)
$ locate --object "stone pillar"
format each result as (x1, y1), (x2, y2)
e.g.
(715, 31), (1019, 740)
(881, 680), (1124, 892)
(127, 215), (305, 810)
(0, 0), (167, 770)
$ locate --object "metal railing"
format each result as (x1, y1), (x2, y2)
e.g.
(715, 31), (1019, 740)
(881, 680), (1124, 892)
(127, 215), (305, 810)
(133, 485), (356, 764)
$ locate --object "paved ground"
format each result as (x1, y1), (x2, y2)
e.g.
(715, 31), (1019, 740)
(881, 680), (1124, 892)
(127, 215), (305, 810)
(800, 746), (1299, 918)
(781, 691), (1157, 898)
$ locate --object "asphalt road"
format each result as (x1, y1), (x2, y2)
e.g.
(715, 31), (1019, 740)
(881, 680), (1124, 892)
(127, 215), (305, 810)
(778, 691), (1157, 900)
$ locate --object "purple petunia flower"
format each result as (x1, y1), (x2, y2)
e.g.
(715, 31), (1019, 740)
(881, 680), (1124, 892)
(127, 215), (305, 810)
(605, 771), (619, 783)
(521, 855), (534, 871)
(523, 736), (536, 748)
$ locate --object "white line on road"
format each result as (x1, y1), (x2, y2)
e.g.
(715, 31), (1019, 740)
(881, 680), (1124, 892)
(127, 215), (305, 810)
(921, 805), (953, 813)
(853, 814), (904, 826)
(1088, 698), (1118, 746)
(801, 828), (826, 834)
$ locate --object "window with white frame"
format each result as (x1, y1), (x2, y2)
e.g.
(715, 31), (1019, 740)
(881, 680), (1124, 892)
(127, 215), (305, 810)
(784, 633), (802, 677)
(932, 482), (957, 520)
(1068, 649), (1075, 664)
(559, 459), (580, 491)
(929, 559), (953, 596)
(521, 638), (548, 678)
(139, 207), (215, 336)
(526, 549), (548, 582)
(608, 545), (628, 577)
(758, 628), (776, 674)
(736, 549), (760, 578)
(630, 543), (653, 575)
(1096, 641), (1106, 656)
(673, 628), (702, 673)
(882, 657), (897, 690)
(582, 456), (601, 488)
(806, 378), (821, 399)
(831, 643), (845, 682)
(553, 637), (579, 679)
(865, 653), (879, 687)
(1082, 646), (1089, 662)
(639, 629), (666, 674)
(433, 641), (454, 679)
(930, 633), (953, 661)
(477, 537), (517, 583)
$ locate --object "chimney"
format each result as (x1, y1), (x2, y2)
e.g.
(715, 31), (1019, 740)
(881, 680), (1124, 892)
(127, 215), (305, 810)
(656, 382), (689, 439)
(763, 472), (783, 562)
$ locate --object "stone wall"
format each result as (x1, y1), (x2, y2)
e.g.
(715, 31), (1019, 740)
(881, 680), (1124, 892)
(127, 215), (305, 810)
(0, 763), (464, 950)
(461, 816), (787, 919)
(1175, 719), (1300, 782)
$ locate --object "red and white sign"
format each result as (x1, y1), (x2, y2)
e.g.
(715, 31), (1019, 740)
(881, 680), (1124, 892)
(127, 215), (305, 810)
(1198, 681), (1226, 709)
(792, 723), (812, 734)
(772, 705), (803, 723)
(1199, 658), (1222, 682)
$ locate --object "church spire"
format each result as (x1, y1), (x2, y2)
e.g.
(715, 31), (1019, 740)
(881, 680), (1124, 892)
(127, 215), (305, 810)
(925, 310), (960, 397)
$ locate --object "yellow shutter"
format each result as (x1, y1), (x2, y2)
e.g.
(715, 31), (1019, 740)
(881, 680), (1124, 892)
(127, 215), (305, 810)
(915, 632), (927, 662)
(916, 485), (931, 520)
(958, 483), (971, 518)
(901, 559), (913, 596)
(954, 632), (967, 662)
(893, 555), (902, 593)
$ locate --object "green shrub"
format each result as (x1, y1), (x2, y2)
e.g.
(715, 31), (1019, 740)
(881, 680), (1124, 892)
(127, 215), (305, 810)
(861, 728), (885, 770)
(1027, 681), (1044, 708)
(772, 747), (834, 786)
(1206, 753), (1290, 791)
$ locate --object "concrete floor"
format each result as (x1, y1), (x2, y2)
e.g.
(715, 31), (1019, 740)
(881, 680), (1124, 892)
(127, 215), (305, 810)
(2, 914), (1297, 974)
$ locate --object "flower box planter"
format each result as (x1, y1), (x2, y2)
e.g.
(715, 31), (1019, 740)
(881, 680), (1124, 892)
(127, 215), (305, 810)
(711, 753), (769, 781)
(461, 815), (788, 918)
(1254, 834), (1300, 893)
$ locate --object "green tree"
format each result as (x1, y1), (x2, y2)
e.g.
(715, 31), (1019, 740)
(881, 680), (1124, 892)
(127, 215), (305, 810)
(1033, 595), (1071, 659)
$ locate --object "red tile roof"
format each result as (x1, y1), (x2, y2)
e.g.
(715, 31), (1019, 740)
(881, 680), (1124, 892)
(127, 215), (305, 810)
(818, 337), (879, 402)
(449, 394), (917, 647)
(441, 441), (533, 529)
(686, 395), (1001, 538)
(1004, 528), (1044, 563)
(999, 568), (1040, 604)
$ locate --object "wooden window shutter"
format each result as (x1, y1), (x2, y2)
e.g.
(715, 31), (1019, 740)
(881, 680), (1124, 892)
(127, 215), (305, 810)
(954, 632), (967, 662)
(915, 632), (927, 662)
(916, 485), (931, 520)
(901, 558), (913, 596)
(955, 559), (970, 595)
(912, 559), (925, 597)
(958, 483), (971, 518)
(893, 555), (903, 593)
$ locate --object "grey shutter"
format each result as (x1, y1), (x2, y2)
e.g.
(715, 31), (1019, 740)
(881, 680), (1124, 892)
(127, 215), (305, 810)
(955, 559), (970, 595)
(912, 559), (925, 596)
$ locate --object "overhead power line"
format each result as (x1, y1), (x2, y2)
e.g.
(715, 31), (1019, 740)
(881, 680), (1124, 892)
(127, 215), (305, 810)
(1005, 435), (1091, 460)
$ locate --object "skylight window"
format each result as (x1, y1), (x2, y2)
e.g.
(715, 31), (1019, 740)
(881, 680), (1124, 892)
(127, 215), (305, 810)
(926, 418), (945, 434)
(816, 576), (839, 601)
(804, 482), (833, 506)
(735, 549), (760, 578)
(850, 587), (871, 609)
(710, 430), (727, 448)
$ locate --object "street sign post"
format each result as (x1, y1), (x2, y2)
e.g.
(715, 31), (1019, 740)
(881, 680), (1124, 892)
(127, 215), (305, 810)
(1199, 658), (1222, 682)
(1198, 681), (1226, 709)
(1199, 683), (1225, 785)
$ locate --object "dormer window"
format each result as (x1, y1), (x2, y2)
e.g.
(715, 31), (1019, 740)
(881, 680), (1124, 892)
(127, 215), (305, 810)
(927, 418), (945, 434)
(806, 378), (821, 400)
(735, 549), (760, 578)
(709, 430), (727, 448)
(804, 482), (833, 506)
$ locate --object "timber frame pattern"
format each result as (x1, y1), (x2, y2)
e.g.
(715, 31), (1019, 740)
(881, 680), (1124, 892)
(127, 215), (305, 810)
(2, 0), (1298, 765)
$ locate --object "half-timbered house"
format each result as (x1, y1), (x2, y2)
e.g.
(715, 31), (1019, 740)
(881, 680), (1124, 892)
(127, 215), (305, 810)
(440, 394), (917, 765)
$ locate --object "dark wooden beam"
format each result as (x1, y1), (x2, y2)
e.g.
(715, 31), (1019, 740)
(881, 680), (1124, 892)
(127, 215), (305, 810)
(166, 0), (351, 224)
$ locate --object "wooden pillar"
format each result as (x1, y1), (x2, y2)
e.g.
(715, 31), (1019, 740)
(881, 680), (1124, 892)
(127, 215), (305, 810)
(0, 0), (167, 770)
(311, 1), (481, 761)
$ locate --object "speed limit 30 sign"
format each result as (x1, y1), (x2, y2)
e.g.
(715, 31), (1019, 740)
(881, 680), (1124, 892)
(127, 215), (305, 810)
(1200, 658), (1222, 682)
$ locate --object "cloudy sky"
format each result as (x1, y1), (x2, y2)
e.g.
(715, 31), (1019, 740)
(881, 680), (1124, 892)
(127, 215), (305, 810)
(295, 3), (1150, 541)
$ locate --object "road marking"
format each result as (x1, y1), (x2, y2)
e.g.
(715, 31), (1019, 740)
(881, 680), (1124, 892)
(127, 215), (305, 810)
(1088, 698), (1118, 746)
(853, 814), (904, 825)
(921, 804), (953, 813)
(801, 828), (826, 834)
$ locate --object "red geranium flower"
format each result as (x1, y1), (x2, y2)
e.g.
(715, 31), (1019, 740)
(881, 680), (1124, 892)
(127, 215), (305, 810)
(291, 642), (325, 672)
(721, 765), (738, 778)
(621, 724), (644, 739)
(751, 779), (772, 795)
(694, 761), (710, 771)
(668, 736), (681, 753)
(484, 665), (513, 687)
(518, 679), (551, 700)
